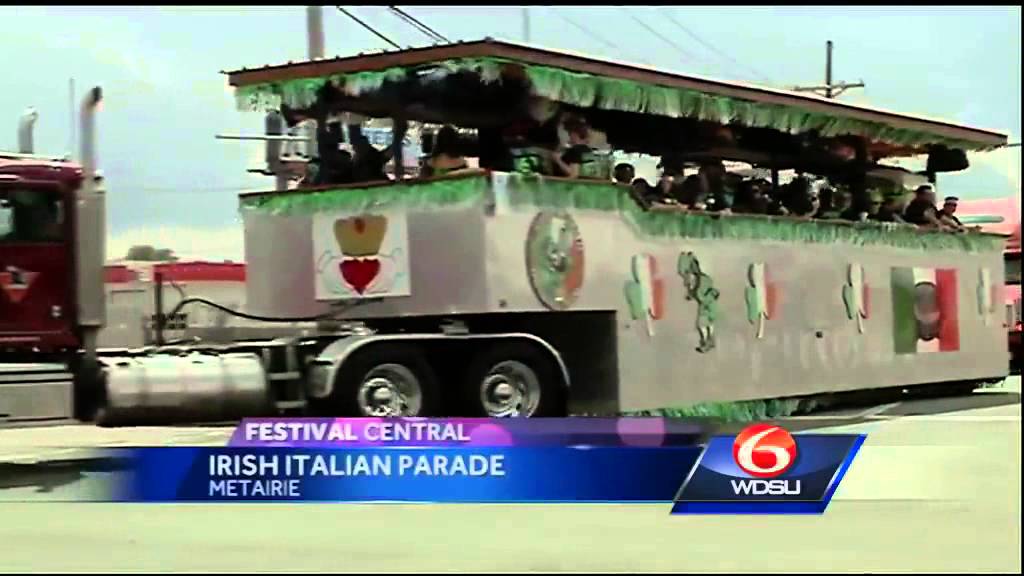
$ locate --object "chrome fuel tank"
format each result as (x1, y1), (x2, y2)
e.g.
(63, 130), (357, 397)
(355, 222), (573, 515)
(96, 352), (270, 426)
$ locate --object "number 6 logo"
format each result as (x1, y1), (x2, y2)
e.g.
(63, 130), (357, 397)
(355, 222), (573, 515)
(732, 424), (798, 478)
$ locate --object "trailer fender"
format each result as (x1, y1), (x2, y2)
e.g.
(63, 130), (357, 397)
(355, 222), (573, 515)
(307, 332), (571, 399)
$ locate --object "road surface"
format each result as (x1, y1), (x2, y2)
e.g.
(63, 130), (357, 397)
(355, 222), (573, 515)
(0, 379), (1019, 573)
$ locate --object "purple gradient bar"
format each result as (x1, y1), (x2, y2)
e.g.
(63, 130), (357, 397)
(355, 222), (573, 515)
(227, 418), (708, 448)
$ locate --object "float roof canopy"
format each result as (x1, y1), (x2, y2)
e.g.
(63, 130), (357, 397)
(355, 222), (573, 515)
(225, 38), (1007, 153)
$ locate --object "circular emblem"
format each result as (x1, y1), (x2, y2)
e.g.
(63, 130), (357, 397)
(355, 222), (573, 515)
(525, 211), (585, 310)
(732, 424), (798, 478)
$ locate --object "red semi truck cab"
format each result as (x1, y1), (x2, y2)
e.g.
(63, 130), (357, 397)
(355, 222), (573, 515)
(0, 154), (84, 354)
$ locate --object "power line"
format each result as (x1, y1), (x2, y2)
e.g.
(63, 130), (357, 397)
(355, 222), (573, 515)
(336, 6), (402, 50)
(659, 8), (772, 84)
(623, 11), (703, 65)
(138, 185), (259, 193)
(387, 6), (449, 44)
(551, 9), (622, 53)
(386, 7), (442, 43)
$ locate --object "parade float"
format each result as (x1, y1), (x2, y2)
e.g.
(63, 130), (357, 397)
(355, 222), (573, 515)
(1, 37), (1011, 425)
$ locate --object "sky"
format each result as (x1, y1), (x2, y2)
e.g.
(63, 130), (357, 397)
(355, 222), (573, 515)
(1, 6), (1020, 261)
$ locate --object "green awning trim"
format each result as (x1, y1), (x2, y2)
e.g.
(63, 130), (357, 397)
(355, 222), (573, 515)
(234, 59), (504, 112)
(519, 61), (992, 150)
(235, 74), (345, 111)
(234, 56), (997, 150)
(233, 66), (409, 110)
(503, 175), (1005, 253)
(237, 176), (488, 216)
(343, 67), (410, 96)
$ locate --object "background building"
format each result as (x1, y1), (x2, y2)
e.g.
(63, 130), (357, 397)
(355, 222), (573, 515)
(101, 260), (257, 348)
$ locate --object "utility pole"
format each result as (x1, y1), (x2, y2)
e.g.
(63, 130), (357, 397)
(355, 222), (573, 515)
(154, 271), (165, 346)
(522, 7), (531, 43)
(307, 6), (324, 61)
(303, 6), (324, 161)
(825, 40), (833, 98)
(69, 78), (76, 159)
(792, 40), (865, 99)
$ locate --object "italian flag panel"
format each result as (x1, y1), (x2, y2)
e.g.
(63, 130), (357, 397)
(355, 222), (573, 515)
(891, 267), (960, 354)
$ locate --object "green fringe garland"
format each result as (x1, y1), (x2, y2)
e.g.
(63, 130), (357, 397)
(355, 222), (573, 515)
(625, 397), (819, 422)
(503, 175), (1006, 253)
(639, 379), (1007, 422)
(239, 174), (1005, 253)
(234, 56), (997, 151)
(238, 176), (488, 216)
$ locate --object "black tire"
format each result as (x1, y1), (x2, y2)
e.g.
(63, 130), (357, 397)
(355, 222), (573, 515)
(461, 341), (566, 417)
(73, 356), (104, 423)
(328, 343), (440, 417)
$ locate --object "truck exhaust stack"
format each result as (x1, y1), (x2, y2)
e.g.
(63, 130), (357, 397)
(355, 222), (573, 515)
(17, 107), (38, 153)
(79, 87), (101, 181)
(76, 86), (106, 339)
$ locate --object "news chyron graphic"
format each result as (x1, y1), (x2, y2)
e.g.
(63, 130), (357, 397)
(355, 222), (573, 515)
(90, 418), (864, 513)
(673, 424), (865, 514)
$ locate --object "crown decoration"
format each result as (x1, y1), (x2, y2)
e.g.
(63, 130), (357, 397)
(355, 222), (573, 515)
(334, 215), (387, 257)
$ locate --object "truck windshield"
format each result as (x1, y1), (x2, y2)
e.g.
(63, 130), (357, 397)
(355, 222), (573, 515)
(0, 188), (64, 243)
(1006, 253), (1021, 285)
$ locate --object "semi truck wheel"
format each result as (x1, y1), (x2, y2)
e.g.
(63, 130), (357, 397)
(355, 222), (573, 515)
(331, 343), (440, 417)
(462, 342), (566, 417)
(73, 356), (104, 422)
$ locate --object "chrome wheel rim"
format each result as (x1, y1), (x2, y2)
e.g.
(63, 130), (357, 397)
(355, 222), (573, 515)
(357, 363), (423, 416)
(479, 360), (541, 417)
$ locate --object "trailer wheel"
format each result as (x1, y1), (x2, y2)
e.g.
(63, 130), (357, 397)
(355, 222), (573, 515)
(463, 342), (566, 417)
(332, 343), (439, 417)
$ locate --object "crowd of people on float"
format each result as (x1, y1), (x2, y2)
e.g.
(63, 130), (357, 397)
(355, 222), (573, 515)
(615, 160), (967, 231)
(296, 113), (970, 232)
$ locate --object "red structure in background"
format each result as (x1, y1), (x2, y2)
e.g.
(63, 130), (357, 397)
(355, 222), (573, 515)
(958, 196), (1022, 371)
(103, 262), (246, 284)
(152, 262), (246, 283)
(103, 265), (139, 284)
(957, 197), (1021, 250)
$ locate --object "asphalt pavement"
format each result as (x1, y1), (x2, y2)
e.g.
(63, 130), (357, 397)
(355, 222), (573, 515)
(0, 378), (1019, 573)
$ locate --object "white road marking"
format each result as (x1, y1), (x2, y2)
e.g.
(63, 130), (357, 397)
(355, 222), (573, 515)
(787, 402), (901, 421)
(867, 414), (1021, 422)
(856, 402), (901, 419)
